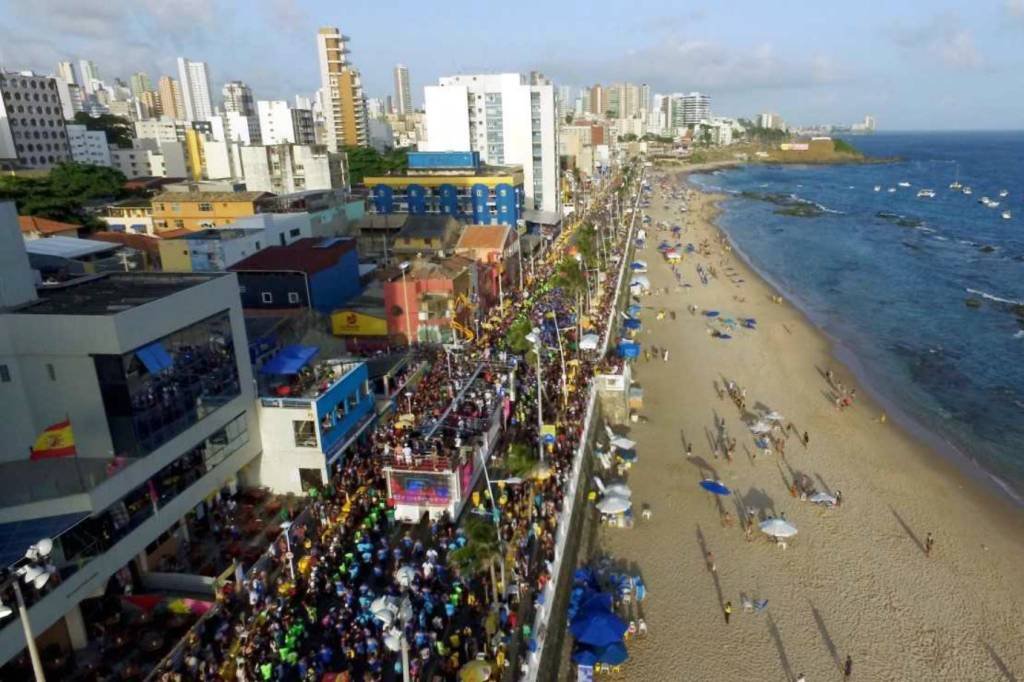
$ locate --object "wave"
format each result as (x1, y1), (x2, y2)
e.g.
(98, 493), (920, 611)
(965, 288), (1024, 306)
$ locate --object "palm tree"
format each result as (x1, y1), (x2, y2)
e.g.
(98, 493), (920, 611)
(449, 515), (503, 604)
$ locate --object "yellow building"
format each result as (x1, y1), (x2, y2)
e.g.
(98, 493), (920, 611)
(317, 27), (369, 149)
(184, 129), (204, 181)
(150, 191), (271, 233)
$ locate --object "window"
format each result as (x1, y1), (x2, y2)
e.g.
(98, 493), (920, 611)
(293, 420), (317, 448)
(289, 228), (301, 237)
(287, 292), (301, 304)
(261, 292), (273, 304)
(174, 220), (184, 229)
(0, 364), (10, 382)
(198, 202), (213, 211)
(46, 363), (56, 381)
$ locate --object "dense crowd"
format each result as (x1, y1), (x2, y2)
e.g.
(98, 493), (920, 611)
(155, 169), (641, 682)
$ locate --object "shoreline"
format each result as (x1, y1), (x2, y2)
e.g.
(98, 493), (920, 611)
(688, 174), (1024, 508)
(590, 172), (1024, 680)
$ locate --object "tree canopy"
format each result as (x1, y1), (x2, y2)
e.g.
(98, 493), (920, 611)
(0, 162), (127, 226)
(344, 146), (410, 186)
(72, 112), (134, 149)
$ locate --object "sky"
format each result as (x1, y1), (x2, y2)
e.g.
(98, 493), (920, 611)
(2, 0), (1023, 129)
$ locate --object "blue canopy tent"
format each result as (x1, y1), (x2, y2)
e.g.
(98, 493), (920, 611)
(571, 647), (600, 666)
(622, 318), (642, 331)
(595, 641), (629, 665)
(617, 342), (640, 359)
(569, 609), (628, 647)
(259, 344), (320, 375)
(135, 341), (174, 374)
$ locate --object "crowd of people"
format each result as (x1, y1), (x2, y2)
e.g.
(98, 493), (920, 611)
(154, 168), (643, 682)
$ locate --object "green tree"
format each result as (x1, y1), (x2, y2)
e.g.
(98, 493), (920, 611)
(832, 138), (861, 155)
(344, 146), (410, 185)
(505, 317), (534, 354)
(0, 162), (126, 226)
(448, 515), (502, 603)
(564, 113), (574, 125)
(505, 442), (537, 477)
(552, 257), (587, 296)
(72, 112), (133, 149)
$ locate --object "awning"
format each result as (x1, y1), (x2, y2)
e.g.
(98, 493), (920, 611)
(136, 342), (174, 374)
(0, 511), (91, 568)
(259, 344), (320, 376)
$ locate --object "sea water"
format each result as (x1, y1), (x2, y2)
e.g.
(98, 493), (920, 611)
(689, 131), (1024, 501)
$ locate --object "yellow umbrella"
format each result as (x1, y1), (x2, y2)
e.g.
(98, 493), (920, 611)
(459, 659), (493, 682)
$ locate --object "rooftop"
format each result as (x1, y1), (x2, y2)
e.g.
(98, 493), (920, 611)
(229, 237), (356, 275)
(165, 228), (257, 241)
(151, 191), (274, 204)
(18, 215), (81, 236)
(456, 225), (513, 251)
(365, 164), (522, 181)
(23, 236), (120, 260)
(16, 272), (224, 315)
(394, 214), (460, 241)
(90, 231), (162, 257)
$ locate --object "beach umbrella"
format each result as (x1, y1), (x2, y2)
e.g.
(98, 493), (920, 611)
(629, 275), (650, 289)
(623, 318), (642, 330)
(765, 411), (785, 422)
(616, 449), (638, 463)
(596, 641), (630, 665)
(579, 591), (614, 615)
(571, 647), (600, 666)
(570, 609), (628, 647)
(630, 261), (648, 271)
(750, 422), (772, 435)
(610, 436), (636, 450)
(579, 334), (600, 351)
(627, 305), (642, 316)
(394, 566), (416, 588)
(760, 518), (798, 538)
(596, 496), (631, 514)
(603, 483), (632, 498)
(699, 479), (731, 496)
(458, 660), (493, 682)
(809, 492), (837, 506)
(703, 310), (720, 317)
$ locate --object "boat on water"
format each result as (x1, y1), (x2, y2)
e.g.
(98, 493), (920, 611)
(962, 186), (973, 195)
(949, 165), (962, 190)
(998, 190), (1009, 198)
(874, 185), (881, 192)
(980, 197), (1001, 208)
(917, 189), (936, 198)
(1002, 210), (1012, 220)
(898, 181), (911, 188)
(887, 187), (897, 193)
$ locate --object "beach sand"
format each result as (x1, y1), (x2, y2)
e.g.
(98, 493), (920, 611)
(588, 175), (1024, 680)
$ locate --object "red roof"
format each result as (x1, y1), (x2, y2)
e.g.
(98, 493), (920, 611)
(90, 231), (162, 257)
(229, 237), (356, 275)
(18, 216), (80, 236)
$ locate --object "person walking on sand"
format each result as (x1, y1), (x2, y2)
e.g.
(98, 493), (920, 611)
(723, 601), (732, 624)
(707, 551), (716, 573)
(844, 655), (853, 678)
(925, 532), (935, 556)
(686, 443), (693, 458)
(803, 431), (810, 448)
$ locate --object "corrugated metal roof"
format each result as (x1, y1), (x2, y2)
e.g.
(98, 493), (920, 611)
(23, 236), (119, 259)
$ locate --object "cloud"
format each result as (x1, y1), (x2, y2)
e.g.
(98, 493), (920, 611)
(890, 11), (983, 69)
(537, 37), (851, 94)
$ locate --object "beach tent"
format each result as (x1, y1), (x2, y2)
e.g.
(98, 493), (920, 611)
(617, 342), (640, 359)
(760, 518), (798, 538)
(749, 422), (772, 435)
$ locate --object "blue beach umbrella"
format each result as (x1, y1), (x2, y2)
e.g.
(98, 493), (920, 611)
(627, 304), (642, 316)
(699, 479), (731, 496)
(703, 310), (720, 317)
(617, 449), (638, 463)
(570, 610), (628, 647)
(571, 647), (600, 666)
(630, 262), (645, 270)
(623, 318), (642, 330)
(596, 641), (630, 665)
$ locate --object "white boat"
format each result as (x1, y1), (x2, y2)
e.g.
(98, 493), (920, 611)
(917, 189), (936, 198)
(962, 187), (973, 195)
(887, 187), (896, 193)
(949, 165), (962, 190)
(873, 185), (881, 192)
(1002, 211), (1012, 220)
(898, 181), (911, 188)
(980, 197), (1001, 208)
(998, 190), (1009, 198)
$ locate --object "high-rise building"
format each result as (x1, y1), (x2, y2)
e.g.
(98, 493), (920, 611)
(157, 75), (185, 120)
(176, 57), (213, 121)
(680, 92), (710, 125)
(393, 64), (412, 116)
(54, 77), (84, 119)
(0, 71), (72, 170)
(222, 80), (255, 116)
(78, 59), (100, 95)
(129, 72), (152, 99)
(638, 83), (651, 116)
(556, 85), (572, 120)
(424, 72), (560, 214)
(239, 143), (345, 194)
(316, 27), (369, 150)
(588, 84), (608, 117)
(366, 97), (386, 119)
(257, 100), (300, 144)
(56, 61), (77, 86)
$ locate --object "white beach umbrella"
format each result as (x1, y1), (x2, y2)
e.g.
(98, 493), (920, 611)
(596, 496), (632, 515)
(809, 492), (837, 506)
(579, 334), (600, 351)
(760, 518), (798, 538)
(603, 483), (632, 498)
(610, 436), (637, 451)
(765, 411), (785, 422)
(750, 422), (772, 435)
(630, 275), (651, 289)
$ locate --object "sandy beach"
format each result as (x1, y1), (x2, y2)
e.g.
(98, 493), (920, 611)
(588, 173), (1024, 680)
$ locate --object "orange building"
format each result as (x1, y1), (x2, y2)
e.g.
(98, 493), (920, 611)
(150, 191), (272, 233)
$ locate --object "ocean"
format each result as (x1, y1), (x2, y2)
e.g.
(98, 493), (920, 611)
(689, 131), (1024, 502)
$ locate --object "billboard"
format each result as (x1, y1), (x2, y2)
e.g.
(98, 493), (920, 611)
(331, 310), (388, 337)
(389, 470), (453, 506)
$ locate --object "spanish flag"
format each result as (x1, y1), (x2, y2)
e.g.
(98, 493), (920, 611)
(30, 418), (77, 460)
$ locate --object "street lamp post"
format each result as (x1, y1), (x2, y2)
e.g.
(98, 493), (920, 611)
(525, 329), (544, 463)
(398, 261), (413, 347)
(0, 538), (56, 682)
(279, 521), (296, 581)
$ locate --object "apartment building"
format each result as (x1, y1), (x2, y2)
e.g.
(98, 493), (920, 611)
(0, 71), (72, 170)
